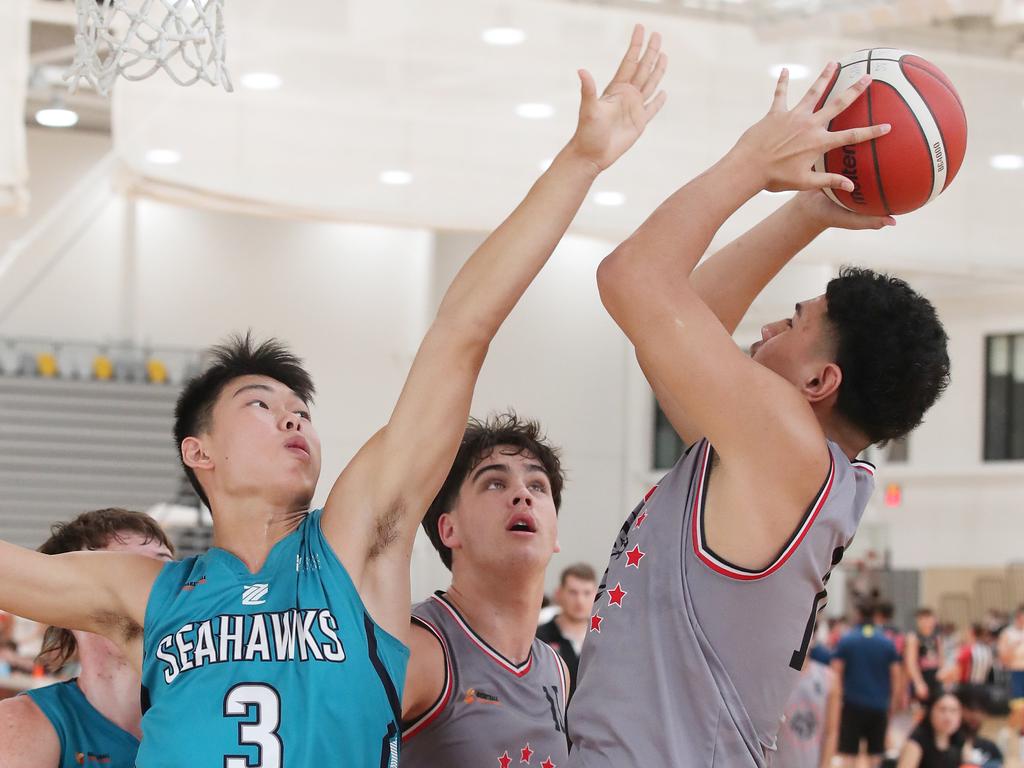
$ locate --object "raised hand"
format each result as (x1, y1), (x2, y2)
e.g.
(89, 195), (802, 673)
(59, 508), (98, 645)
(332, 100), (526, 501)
(568, 24), (668, 172)
(791, 189), (896, 230)
(734, 62), (891, 193)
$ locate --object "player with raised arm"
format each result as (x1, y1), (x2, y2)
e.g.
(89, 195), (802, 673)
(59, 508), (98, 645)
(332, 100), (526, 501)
(0, 509), (173, 768)
(566, 64), (950, 768)
(399, 32), (666, 768)
(0, 24), (665, 768)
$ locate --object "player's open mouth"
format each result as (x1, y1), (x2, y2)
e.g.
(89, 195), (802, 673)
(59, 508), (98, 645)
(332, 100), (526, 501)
(506, 514), (537, 534)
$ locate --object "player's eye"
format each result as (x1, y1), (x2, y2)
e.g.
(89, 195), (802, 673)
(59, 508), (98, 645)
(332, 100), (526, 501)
(486, 479), (505, 490)
(786, 318), (794, 329)
(530, 482), (548, 493)
(249, 399), (269, 409)
(296, 410), (311, 421)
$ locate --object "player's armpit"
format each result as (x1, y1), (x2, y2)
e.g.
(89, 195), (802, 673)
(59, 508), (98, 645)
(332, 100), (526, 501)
(0, 540), (162, 644)
(0, 689), (62, 768)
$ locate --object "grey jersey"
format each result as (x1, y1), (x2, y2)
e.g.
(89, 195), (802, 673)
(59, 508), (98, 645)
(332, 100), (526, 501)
(401, 591), (570, 768)
(567, 439), (874, 768)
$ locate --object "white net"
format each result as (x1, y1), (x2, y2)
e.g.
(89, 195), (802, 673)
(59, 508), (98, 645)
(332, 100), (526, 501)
(65, 0), (233, 96)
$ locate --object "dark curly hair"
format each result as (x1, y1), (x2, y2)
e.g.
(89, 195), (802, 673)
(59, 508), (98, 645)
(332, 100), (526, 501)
(174, 333), (315, 508)
(825, 267), (949, 444)
(37, 508), (173, 670)
(422, 412), (565, 571)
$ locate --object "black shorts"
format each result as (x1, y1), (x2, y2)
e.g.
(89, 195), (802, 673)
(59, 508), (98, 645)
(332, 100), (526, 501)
(838, 702), (888, 756)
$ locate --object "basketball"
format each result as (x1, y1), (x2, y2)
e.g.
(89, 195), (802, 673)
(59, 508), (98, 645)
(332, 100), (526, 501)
(814, 48), (968, 216)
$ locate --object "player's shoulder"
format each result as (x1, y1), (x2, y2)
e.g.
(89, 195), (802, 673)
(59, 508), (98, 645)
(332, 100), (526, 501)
(0, 694), (60, 766)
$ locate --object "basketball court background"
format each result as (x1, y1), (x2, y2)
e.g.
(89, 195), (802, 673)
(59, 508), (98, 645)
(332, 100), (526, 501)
(1, 0), (1023, 623)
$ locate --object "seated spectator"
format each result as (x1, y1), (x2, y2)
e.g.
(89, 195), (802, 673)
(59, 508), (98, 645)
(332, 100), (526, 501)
(957, 684), (1003, 768)
(897, 691), (967, 768)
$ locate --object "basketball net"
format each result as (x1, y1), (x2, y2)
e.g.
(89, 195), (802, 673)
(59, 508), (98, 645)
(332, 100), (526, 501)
(65, 0), (233, 96)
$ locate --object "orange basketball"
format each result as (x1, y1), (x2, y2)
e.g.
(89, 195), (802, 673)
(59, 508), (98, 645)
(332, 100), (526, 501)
(814, 49), (968, 216)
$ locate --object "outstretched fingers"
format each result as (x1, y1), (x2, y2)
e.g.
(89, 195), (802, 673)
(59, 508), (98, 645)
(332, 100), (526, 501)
(609, 24), (646, 87)
(641, 52), (668, 101)
(818, 74), (872, 121)
(629, 31), (662, 90)
(795, 61), (839, 113)
(826, 122), (891, 152)
(770, 68), (790, 112)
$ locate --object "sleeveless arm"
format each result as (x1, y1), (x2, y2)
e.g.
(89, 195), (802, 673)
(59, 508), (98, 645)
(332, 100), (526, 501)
(320, 29), (668, 640)
(0, 540), (162, 646)
(0, 695), (61, 768)
(401, 621), (447, 723)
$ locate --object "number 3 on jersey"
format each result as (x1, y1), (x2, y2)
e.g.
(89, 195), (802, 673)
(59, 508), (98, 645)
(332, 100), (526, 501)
(224, 683), (283, 768)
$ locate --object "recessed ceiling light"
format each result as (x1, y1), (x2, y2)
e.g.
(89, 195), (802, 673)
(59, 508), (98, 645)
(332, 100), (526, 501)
(990, 154), (1024, 170)
(482, 27), (525, 46)
(35, 107), (78, 128)
(594, 191), (625, 207)
(146, 149), (182, 165)
(769, 63), (811, 81)
(538, 158), (553, 172)
(516, 103), (554, 119)
(380, 170), (413, 185)
(240, 72), (282, 91)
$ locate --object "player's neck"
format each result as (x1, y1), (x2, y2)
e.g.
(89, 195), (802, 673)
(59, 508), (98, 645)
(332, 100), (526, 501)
(209, 496), (309, 573)
(816, 410), (870, 460)
(75, 634), (143, 738)
(446, 568), (545, 664)
(554, 613), (588, 644)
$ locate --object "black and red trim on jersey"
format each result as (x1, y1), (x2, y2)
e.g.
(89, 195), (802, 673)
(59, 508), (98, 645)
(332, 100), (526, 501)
(402, 616), (454, 741)
(544, 642), (569, 712)
(691, 441), (836, 581)
(430, 592), (534, 677)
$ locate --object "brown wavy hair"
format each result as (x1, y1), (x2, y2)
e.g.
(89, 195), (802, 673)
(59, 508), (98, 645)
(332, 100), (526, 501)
(36, 508), (173, 670)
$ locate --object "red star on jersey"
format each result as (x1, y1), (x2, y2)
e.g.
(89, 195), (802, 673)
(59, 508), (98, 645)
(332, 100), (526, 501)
(541, 758), (557, 768)
(625, 544), (646, 568)
(607, 582), (627, 607)
(499, 751), (512, 768)
(590, 613), (603, 633)
(520, 744), (534, 763)
(634, 510), (648, 529)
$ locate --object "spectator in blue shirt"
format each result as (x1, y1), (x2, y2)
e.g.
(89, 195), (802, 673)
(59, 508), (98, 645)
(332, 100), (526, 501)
(832, 607), (901, 768)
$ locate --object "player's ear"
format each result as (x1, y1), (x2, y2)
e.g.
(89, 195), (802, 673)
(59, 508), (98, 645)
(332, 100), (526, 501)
(437, 512), (458, 549)
(181, 436), (214, 471)
(803, 362), (842, 404)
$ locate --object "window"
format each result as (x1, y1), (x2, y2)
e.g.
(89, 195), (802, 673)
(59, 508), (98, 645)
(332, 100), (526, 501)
(653, 400), (687, 469)
(984, 333), (1024, 460)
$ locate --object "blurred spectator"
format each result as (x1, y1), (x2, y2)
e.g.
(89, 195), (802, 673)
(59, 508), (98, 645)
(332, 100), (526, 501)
(997, 606), (1024, 763)
(906, 608), (944, 704)
(896, 691), (967, 768)
(0, 612), (35, 675)
(957, 684), (1003, 768)
(536, 563), (596, 700)
(775, 652), (840, 768)
(950, 624), (995, 687)
(833, 608), (902, 768)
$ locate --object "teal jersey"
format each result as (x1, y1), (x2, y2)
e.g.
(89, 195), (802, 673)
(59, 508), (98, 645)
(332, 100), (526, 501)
(138, 508), (409, 768)
(23, 679), (139, 768)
